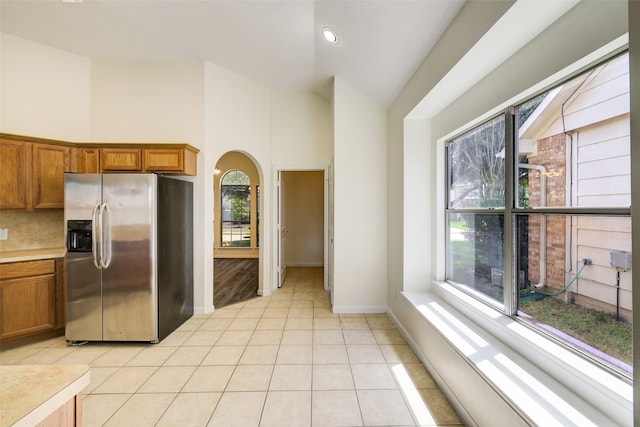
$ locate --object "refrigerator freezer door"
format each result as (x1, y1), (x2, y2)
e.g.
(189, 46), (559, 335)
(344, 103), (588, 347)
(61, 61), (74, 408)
(101, 174), (158, 341)
(157, 176), (193, 340)
(65, 174), (103, 342)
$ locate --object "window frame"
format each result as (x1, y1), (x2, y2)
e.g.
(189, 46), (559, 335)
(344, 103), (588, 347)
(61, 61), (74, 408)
(443, 51), (632, 375)
(444, 110), (513, 313)
(220, 169), (252, 248)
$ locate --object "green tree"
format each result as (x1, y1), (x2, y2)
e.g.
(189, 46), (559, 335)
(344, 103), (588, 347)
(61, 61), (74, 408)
(449, 115), (505, 208)
(230, 195), (249, 221)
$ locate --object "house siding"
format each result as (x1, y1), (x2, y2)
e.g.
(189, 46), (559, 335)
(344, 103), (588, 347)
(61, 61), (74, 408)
(525, 116), (631, 318)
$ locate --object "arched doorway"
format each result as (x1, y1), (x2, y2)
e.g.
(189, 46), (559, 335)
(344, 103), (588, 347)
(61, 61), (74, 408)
(213, 151), (261, 307)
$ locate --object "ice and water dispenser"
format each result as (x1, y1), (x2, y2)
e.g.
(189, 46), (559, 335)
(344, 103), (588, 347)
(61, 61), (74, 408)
(67, 220), (92, 252)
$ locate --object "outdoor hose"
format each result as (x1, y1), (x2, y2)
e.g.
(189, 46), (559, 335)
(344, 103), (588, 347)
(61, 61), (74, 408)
(534, 261), (589, 297)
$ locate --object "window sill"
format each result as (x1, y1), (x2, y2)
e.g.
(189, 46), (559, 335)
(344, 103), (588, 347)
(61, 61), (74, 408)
(400, 283), (632, 426)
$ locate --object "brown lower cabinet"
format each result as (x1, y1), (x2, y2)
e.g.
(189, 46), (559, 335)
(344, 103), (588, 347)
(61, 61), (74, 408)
(0, 258), (64, 341)
(36, 395), (82, 427)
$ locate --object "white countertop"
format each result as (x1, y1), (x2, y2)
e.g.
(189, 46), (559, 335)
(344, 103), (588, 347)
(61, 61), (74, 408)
(0, 248), (66, 264)
(0, 364), (90, 426)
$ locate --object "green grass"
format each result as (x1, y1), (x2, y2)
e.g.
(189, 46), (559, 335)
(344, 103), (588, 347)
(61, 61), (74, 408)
(222, 239), (251, 247)
(520, 297), (632, 366)
(450, 221), (469, 230)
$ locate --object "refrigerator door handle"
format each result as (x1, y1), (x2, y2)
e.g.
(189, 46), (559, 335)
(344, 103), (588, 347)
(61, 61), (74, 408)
(91, 203), (101, 269)
(98, 203), (108, 269)
(101, 203), (113, 269)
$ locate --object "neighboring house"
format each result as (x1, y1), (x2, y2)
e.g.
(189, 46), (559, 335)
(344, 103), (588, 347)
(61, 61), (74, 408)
(519, 53), (631, 319)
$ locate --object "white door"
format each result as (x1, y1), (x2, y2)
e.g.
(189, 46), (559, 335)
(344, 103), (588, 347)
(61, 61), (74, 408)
(327, 163), (334, 302)
(276, 171), (288, 287)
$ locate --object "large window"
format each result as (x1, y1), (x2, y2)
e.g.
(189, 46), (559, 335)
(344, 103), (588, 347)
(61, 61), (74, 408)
(445, 52), (632, 374)
(221, 170), (251, 247)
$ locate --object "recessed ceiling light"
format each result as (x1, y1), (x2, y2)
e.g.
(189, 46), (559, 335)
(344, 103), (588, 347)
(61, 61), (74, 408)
(322, 27), (339, 44)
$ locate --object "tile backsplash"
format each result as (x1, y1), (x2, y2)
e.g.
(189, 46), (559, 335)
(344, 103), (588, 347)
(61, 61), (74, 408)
(0, 210), (65, 251)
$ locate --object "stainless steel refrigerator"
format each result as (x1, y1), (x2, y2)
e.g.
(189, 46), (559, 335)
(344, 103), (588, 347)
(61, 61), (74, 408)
(64, 173), (193, 343)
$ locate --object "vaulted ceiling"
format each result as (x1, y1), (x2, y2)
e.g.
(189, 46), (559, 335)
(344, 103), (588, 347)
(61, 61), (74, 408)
(1, 0), (465, 107)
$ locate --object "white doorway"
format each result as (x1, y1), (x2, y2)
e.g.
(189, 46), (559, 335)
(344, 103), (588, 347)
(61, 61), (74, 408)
(274, 169), (331, 294)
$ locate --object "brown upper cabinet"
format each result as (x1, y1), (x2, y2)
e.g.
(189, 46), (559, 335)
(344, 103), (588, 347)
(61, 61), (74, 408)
(77, 145), (198, 175)
(0, 137), (70, 210)
(32, 143), (71, 209)
(143, 147), (197, 175)
(0, 139), (27, 209)
(0, 133), (199, 210)
(101, 147), (142, 171)
(76, 147), (101, 174)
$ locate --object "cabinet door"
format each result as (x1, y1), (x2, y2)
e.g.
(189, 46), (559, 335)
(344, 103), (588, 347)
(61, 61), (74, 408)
(101, 148), (141, 171)
(0, 139), (27, 209)
(0, 274), (56, 340)
(32, 144), (70, 209)
(143, 148), (184, 172)
(76, 147), (101, 173)
(143, 148), (197, 175)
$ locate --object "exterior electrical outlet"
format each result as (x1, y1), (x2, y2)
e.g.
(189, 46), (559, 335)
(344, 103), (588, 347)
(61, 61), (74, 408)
(610, 251), (632, 271)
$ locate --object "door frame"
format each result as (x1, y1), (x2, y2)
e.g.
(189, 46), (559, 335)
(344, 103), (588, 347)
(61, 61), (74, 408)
(272, 167), (331, 293)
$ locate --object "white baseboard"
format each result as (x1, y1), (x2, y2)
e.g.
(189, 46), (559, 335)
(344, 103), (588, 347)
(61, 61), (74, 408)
(331, 305), (386, 314)
(193, 304), (215, 315)
(258, 288), (273, 297)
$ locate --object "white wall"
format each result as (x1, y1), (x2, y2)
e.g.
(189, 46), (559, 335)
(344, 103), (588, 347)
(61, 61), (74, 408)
(90, 61), (204, 144)
(1, 33), (91, 141)
(333, 77), (388, 312)
(272, 92), (332, 168)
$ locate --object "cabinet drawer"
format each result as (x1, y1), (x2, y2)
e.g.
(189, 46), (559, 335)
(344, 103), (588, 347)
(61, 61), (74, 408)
(0, 259), (56, 280)
(101, 148), (142, 171)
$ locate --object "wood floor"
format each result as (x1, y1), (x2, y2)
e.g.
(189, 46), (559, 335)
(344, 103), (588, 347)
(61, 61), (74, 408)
(213, 258), (259, 308)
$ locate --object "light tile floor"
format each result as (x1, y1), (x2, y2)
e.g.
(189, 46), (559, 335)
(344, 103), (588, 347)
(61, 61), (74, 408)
(1, 267), (464, 426)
